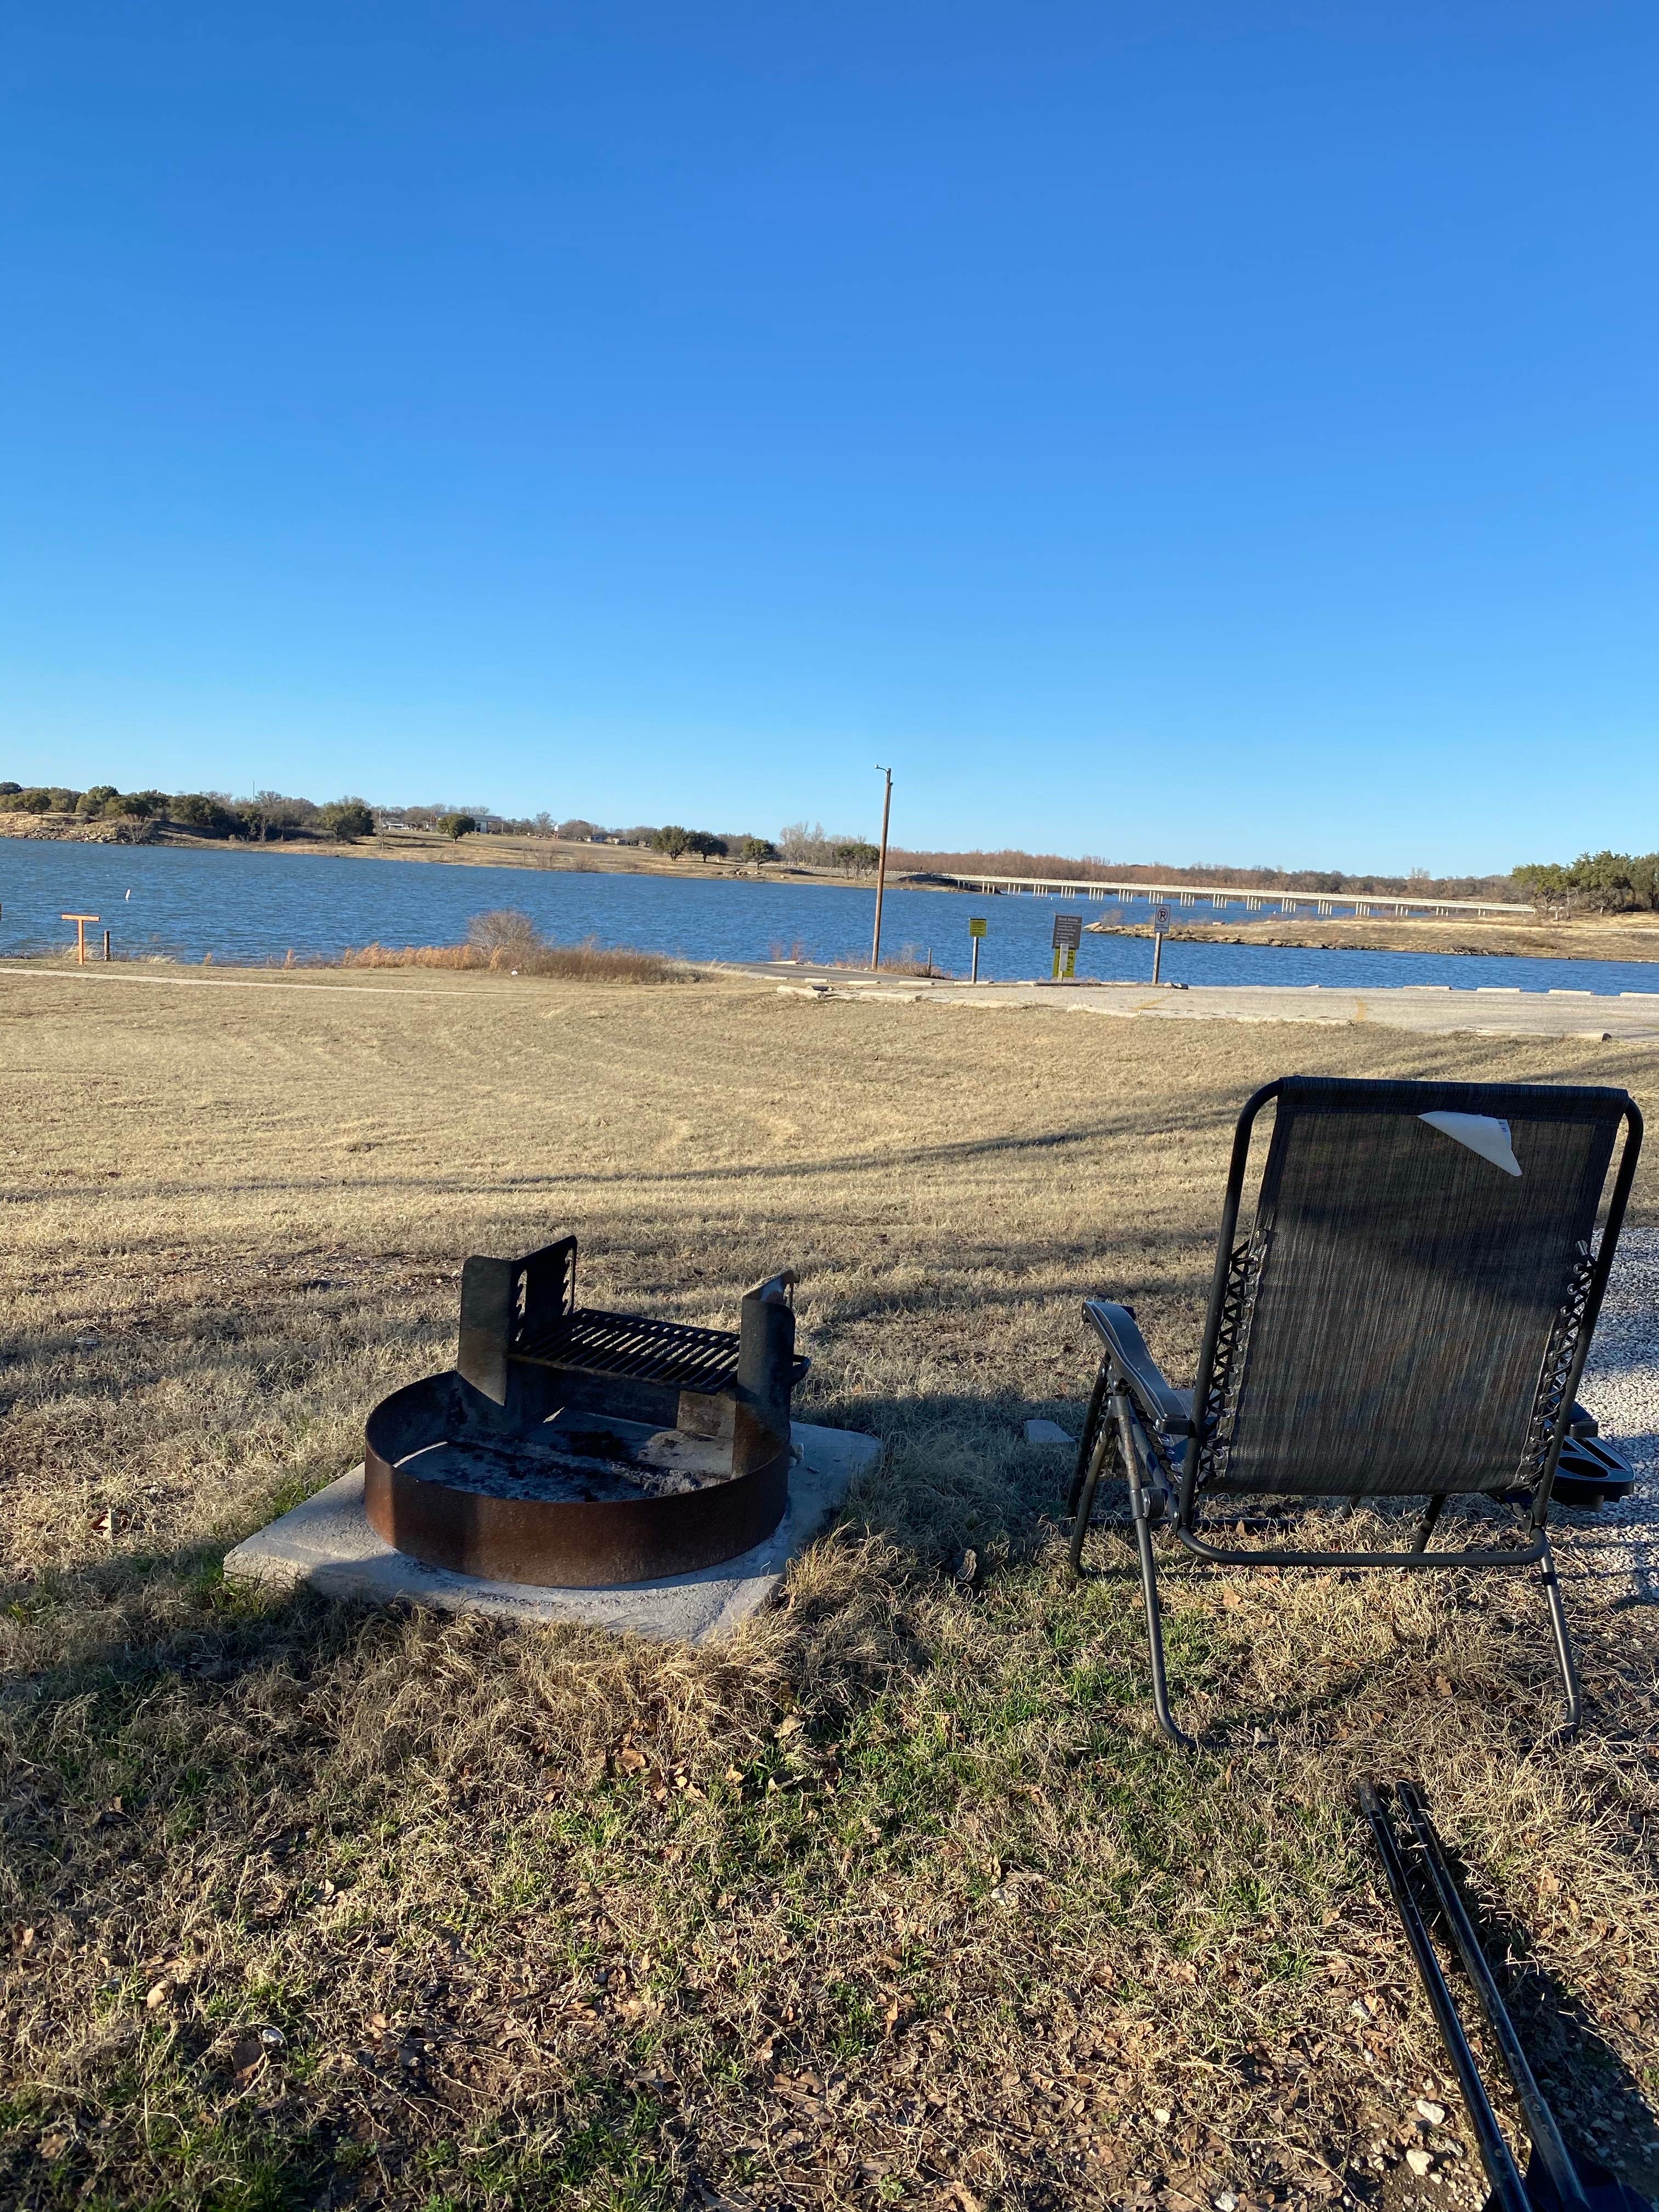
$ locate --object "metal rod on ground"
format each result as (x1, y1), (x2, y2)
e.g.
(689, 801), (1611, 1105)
(870, 764), (893, 972)
(1395, 1784), (1593, 2212)
(1358, 1785), (1531, 2212)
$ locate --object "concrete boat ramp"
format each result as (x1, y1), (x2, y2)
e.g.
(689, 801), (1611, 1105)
(742, 964), (1659, 1043)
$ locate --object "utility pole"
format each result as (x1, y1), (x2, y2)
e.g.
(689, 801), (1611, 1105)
(870, 764), (893, 973)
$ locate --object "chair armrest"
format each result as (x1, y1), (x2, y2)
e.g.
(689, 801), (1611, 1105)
(1081, 1300), (1193, 1436)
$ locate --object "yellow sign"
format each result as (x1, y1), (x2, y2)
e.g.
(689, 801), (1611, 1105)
(968, 917), (988, 938)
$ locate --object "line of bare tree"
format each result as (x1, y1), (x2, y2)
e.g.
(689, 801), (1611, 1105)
(888, 845), (1527, 902)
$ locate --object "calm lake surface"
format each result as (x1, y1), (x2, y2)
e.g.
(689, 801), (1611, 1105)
(3, 839), (1656, 997)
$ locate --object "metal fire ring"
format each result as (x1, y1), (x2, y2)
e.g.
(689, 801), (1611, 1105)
(360, 1235), (804, 1589)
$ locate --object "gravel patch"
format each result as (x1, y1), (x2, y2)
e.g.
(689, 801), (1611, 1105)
(1560, 1225), (1659, 1600)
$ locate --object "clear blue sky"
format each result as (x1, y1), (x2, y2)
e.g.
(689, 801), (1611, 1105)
(3, 4), (1654, 872)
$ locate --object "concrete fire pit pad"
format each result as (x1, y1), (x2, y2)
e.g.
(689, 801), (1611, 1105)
(222, 1420), (883, 1645)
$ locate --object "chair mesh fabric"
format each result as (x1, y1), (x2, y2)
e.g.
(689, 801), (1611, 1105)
(1210, 1081), (1620, 1498)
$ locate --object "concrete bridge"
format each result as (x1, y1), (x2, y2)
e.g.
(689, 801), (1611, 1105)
(935, 872), (1532, 921)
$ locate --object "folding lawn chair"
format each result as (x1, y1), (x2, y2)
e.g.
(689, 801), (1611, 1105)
(1069, 1077), (1642, 1747)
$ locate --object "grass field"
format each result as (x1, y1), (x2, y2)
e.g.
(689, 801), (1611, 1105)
(4, 966), (1658, 2212)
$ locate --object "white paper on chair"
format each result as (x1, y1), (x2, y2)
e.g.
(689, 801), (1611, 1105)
(1418, 1111), (1522, 1177)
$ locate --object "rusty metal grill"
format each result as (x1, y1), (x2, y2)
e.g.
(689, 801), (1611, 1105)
(514, 1308), (789, 1395)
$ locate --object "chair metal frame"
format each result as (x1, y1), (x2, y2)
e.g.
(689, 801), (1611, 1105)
(1069, 1079), (1643, 1748)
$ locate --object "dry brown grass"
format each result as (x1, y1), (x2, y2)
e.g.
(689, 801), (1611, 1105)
(341, 909), (687, 985)
(3, 967), (1658, 2211)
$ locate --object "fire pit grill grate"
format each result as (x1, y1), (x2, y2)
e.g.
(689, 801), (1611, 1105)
(514, 1306), (808, 1396)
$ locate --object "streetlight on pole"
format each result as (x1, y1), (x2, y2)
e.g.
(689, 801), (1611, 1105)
(870, 765), (893, 973)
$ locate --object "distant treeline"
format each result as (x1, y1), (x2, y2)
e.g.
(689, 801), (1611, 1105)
(0, 785), (775, 853)
(1512, 851), (1659, 914)
(22, 783), (1639, 907)
(889, 847), (1526, 901)
(2, 782), (381, 840)
(0, 783), (879, 871)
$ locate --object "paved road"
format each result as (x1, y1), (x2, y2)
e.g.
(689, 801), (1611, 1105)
(746, 965), (1659, 1042)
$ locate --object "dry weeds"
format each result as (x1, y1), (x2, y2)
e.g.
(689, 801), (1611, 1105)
(341, 910), (687, 985)
(2, 967), (1658, 2212)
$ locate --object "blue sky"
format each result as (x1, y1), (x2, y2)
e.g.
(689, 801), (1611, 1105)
(2, 3), (1654, 872)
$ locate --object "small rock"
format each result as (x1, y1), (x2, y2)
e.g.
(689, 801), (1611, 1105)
(144, 1982), (170, 2008)
(1153, 2107), (1172, 2125)
(1406, 2149), (1434, 2177)
(1214, 2195), (1238, 2210)
(1024, 1418), (1075, 1446)
(1415, 2100), (1447, 2125)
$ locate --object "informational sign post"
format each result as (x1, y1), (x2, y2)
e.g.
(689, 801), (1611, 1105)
(62, 914), (100, 967)
(1051, 912), (1083, 981)
(1150, 903), (1171, 984)
(967, 915), (987, 985)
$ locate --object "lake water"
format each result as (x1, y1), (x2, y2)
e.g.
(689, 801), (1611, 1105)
(3, 838), (1656, 997)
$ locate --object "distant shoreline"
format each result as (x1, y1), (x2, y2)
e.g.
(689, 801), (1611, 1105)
(0, 812), (892, 893)
(1082, 914), (1659, 964)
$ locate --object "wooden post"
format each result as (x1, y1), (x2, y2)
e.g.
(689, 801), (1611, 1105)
(103, 929), (111, 962)
(870, 765), (893, 972)
(62, 914), (99, 965)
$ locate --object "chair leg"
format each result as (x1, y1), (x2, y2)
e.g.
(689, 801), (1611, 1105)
(1069, 1358), (1112, 1519)
(1538, 1536), (1583, 1737)
(1411, 1493), (1447, 1555)
(1132, 1500), (1197, 1750)
(1116, 1387), (1197, 1750)
(1069, 1414), (1115, 1577)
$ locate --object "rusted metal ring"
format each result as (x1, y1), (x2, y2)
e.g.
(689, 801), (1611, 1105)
(363, 1379), (789, 1589)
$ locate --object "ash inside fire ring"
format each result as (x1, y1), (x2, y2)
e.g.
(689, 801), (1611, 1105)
(392, 1422), (736, 1505)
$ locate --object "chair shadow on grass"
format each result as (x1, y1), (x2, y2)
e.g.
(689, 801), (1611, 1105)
(1065, 1479), (1632, 1750)
(803, 1381), (1098, 1573)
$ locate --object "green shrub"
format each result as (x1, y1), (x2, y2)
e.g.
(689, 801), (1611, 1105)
(317, 797), (375, 841)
